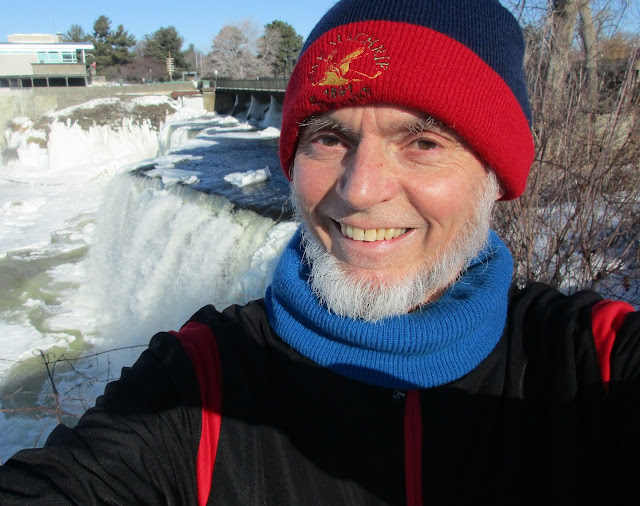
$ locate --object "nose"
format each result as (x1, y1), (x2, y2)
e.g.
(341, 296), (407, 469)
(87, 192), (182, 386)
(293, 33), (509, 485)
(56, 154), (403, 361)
(336, 140), (396, 211)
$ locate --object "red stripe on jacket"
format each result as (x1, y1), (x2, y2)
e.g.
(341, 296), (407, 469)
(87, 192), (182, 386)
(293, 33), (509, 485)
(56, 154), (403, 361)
(173, 322), (222, 506)
(591, 300), (634, 386)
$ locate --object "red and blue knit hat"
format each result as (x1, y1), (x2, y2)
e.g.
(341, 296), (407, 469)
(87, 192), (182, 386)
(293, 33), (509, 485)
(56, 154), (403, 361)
(279, 0), (535, 200)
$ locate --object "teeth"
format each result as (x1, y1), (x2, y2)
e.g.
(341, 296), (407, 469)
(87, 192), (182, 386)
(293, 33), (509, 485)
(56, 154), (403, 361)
(340, 223), (407, 242)
(364, 229), (377, 241)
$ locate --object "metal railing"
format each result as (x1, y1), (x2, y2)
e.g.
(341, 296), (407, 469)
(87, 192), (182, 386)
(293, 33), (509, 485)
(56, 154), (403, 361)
(214, 78), (288, 93)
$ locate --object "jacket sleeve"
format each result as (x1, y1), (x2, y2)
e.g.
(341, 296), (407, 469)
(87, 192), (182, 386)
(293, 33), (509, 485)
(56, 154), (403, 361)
(0, 332), (202, 505)
(599, 305), (640, 502)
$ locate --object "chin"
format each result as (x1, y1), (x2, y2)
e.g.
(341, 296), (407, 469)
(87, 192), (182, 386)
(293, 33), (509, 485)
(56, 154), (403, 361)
(337, 261), (422, 289)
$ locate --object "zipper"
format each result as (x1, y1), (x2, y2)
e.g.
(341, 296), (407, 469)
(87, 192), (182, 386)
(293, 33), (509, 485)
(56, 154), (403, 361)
(404, 390), (423, 506)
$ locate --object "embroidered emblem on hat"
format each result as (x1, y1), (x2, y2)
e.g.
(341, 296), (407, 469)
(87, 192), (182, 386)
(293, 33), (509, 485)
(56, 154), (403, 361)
(308, 32), (390, 102)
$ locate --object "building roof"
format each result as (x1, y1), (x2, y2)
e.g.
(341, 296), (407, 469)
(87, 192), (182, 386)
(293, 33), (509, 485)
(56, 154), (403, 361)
(1, 34), (93, 51)
(9, 33), (62, 43)
(0, 42), (94, 51)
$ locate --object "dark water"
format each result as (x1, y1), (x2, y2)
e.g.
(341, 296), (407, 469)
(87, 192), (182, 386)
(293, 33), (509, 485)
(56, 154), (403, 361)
(136, 124), (293, 222)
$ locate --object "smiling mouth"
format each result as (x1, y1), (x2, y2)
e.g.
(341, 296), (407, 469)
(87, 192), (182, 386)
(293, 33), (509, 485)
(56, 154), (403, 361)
(339, 223), (408, 242)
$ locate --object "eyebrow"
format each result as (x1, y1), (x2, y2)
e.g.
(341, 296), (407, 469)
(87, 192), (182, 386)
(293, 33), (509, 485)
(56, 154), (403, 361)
(299, 116), (351, 133)
(406, 116), (438, 134)
(298, 114), (441, 138)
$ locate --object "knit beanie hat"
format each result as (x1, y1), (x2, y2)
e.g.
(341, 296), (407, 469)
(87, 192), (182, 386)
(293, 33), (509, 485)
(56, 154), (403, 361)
(279, 0), (535, 200)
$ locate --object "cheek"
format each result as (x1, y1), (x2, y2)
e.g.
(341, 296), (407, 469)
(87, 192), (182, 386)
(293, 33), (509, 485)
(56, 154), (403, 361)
(292, 158), (337, 212)
(292, 169), (315, 213)
(408, 172), (482, 226)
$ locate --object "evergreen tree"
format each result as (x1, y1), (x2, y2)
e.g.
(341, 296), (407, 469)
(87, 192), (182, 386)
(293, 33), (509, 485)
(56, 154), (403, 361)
(143, 26), (189, 70)
(110, 24), (137, 65)
(259, 20), (303, 77)
(62, 24), (88, 42)
(90, 15), (136, 70)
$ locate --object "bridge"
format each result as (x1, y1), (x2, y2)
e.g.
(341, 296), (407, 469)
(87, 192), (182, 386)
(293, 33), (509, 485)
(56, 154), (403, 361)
(215, 78), (287, 93)
(209, 78), (288, 123)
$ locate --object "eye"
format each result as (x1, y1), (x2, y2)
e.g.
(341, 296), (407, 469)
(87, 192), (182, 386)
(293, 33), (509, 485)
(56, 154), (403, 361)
(297, 129), (349, 158)
(413, 139), (439, 150)
(315, 134), (342, 147)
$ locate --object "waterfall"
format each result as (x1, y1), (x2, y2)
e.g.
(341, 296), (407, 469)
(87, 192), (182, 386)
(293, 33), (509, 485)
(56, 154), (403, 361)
(85, 172), (297, 346)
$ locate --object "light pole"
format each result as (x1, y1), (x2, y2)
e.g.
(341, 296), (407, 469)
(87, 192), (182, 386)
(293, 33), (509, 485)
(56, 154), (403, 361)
(286, 55), (292, 79)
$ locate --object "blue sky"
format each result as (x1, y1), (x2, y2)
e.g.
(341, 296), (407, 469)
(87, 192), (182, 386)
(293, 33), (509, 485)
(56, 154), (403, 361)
(0, 0), (339, 51)
(2, 0), (637, 52)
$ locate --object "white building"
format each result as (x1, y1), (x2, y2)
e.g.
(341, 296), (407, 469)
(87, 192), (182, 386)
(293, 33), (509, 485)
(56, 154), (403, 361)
(0, 34), (94, 87)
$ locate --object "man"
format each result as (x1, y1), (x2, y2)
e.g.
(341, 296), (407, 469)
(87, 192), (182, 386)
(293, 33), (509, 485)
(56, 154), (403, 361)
(1, 0), (639, 504)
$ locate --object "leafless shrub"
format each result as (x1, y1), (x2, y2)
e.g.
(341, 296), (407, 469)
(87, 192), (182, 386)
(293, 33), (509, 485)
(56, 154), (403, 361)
(0, 345), (146, 455)
(493, 4), (640, 304)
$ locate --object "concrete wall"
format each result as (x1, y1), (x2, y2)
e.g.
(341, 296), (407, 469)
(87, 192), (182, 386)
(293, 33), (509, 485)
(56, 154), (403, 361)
(0, 54), (36, 76)
(0, 82), (196, 148)
(202, 90), (216, 113)
(32, 63), (87, 76)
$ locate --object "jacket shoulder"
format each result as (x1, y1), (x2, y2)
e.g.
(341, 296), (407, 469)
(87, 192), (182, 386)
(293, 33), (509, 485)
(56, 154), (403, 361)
(509, 283), (639, 379)
(186, 300), (288, 355)
(507, 283), (605, 399)
(188, 300), (269, 336)
(509, 282), (602, 320)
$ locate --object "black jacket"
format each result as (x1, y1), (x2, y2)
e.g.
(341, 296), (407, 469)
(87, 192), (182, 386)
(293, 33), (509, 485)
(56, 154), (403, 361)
(1, 283), (639, 505)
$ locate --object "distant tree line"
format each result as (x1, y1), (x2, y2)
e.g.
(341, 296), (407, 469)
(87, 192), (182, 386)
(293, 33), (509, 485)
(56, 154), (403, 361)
(62, 16), (303, 83)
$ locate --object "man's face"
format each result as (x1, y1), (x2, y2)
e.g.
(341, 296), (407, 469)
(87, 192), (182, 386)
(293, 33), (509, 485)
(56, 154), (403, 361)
(292, 105), (499, 304)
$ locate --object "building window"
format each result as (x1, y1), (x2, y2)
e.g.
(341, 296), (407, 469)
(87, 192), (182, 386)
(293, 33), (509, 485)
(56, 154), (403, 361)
(36, 52), (60, 63)
(35, 51), (78, 64)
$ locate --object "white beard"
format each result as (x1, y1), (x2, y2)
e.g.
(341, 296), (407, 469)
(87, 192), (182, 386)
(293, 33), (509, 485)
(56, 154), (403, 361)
(291, 172), (500, 322)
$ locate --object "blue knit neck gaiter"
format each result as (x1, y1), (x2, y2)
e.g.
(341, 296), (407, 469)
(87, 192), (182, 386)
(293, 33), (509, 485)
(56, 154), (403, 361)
(264, 228), (513, 389)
